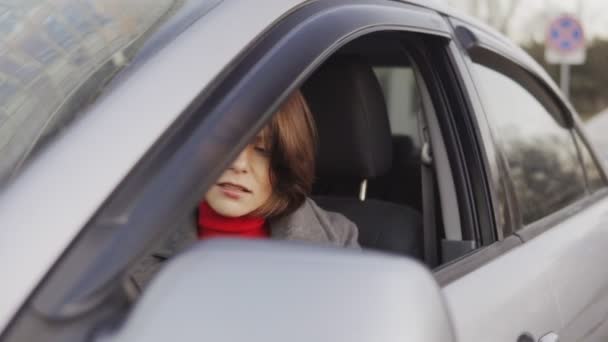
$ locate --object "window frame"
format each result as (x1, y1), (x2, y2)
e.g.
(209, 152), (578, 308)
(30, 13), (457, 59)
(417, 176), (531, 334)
(457, 24), (608, 243)
(424, 36), (521, 286)
(404, 38), (494, 248)
(470, 52), (589, 227)
(571, 121), (608, 192)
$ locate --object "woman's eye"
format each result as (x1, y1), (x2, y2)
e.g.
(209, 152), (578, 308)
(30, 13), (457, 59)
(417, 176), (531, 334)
(254, 146), (269, 155)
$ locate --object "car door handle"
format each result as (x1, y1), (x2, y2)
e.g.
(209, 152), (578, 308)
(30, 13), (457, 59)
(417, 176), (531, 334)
(538, 331), (559, 342)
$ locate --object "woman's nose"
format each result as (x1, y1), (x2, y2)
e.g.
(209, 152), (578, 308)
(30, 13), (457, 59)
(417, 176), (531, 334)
(229, 148), (249, 173)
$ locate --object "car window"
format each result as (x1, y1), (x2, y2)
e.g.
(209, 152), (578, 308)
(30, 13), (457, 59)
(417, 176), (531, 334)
(471, 61), (586, 226)
(573, 131), (607, 193)
(372, 66), (423, 212)
(374, 66), (421, 140)
(0, 0), (219, 189)
(374, 43), (478, 264)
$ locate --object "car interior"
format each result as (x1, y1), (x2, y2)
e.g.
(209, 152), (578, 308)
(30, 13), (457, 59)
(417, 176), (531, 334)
(302, 56), (424, 259)
(300, 32), (449, 264)
(128, 32), (454, 294)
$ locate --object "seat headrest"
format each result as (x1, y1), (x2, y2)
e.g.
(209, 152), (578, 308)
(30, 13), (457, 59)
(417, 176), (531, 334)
(302, 57), (392, 180)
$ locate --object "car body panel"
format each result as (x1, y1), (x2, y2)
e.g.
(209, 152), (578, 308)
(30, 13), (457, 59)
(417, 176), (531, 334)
(443, 194), (608, 341)
(534, 192), (608, 341)
(443, 238), (561, 341)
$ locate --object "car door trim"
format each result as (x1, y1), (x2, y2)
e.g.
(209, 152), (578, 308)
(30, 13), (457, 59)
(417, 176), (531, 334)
(435, 234), (522, 285)
(515, 188), (608, 242)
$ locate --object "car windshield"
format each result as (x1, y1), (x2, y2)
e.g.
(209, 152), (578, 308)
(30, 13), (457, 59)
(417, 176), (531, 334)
(0, 0), (219, 188)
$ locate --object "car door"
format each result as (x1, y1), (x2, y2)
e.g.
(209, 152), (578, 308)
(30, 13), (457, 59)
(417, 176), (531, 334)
(0, 1), (458, 341)
(447, 20), (608, 342)
(404, 22), (560, 341)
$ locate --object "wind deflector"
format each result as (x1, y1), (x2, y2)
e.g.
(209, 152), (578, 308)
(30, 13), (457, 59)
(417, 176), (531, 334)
(454, 25), (479, 51)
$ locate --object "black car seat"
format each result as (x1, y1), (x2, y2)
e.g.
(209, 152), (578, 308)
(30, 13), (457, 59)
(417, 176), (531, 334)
(302, 57), (423, 259)
(369, 134), (422, 212)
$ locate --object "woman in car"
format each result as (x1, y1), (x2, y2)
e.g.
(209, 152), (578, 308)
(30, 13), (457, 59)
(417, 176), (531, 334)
(130, 90), (359, 291)
(200, 89), (359, 244)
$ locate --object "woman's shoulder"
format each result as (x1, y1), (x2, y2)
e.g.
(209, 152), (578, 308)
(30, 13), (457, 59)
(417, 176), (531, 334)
(269, 197), (359, 248)
(306, 198), (360, 247)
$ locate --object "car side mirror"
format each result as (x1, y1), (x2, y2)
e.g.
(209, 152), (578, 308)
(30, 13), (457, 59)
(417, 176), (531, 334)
(98, 240), (456, 342)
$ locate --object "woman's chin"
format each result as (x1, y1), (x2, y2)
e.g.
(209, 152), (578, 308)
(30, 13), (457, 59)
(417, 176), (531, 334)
(208, 200), (250, 218)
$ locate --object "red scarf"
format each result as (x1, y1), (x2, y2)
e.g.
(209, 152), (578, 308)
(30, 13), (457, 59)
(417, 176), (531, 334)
(198, 201), (268, 240)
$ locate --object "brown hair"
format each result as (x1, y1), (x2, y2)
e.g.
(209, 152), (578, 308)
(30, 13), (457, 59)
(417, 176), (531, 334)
(251, 89), (317, 218)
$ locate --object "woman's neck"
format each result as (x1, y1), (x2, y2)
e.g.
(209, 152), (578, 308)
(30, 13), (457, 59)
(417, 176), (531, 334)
(198, 202), (268, 239)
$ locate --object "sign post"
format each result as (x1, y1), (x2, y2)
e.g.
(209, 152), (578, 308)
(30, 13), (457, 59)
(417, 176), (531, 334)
(545, 14), (586, 99)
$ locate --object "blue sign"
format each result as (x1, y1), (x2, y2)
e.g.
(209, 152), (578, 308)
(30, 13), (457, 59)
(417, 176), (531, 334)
(547, 15), (585, 53)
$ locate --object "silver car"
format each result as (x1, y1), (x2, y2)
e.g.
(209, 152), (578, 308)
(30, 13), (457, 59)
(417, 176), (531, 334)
(1, 0), (607, 341)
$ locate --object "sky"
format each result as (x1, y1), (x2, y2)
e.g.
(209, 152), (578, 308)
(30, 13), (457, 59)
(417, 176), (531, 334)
(447, 0), (608, 44)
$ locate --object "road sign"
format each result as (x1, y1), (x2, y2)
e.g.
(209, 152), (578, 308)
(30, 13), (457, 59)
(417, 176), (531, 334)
(545, 14), (586, 65)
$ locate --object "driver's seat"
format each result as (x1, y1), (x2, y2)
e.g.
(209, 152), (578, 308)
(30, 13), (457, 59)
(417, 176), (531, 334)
(302, 57), (423, 259)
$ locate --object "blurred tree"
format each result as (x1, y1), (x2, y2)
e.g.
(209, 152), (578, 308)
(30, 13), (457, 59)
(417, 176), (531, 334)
(523, 39), (608, 119)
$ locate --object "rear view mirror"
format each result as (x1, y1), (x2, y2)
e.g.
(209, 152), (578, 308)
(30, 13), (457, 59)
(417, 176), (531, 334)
(99, 240), (455, 342)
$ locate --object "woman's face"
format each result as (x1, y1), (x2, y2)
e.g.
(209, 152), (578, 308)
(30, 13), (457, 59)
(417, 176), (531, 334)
(205, 134), (272, 217)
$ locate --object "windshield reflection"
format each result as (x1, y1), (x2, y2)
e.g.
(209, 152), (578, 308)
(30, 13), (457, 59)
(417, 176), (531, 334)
(0, 0), (180, 186)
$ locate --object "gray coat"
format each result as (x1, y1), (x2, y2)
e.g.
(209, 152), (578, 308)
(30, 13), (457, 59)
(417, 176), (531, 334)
(129, 198), (359, 292)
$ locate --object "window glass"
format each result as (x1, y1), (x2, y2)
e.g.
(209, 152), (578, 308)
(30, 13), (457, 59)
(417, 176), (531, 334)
(574, 132), (606, 192)
(0, 0), (220, 189)
(472, 62), (586, 225)
(372, 66), (422, 211)
(374, 66), (421, 144)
